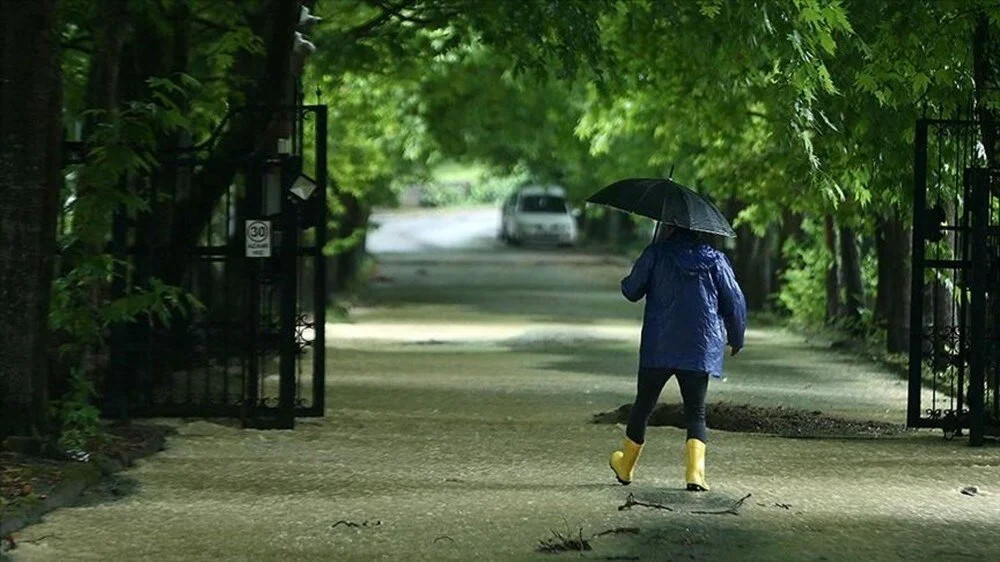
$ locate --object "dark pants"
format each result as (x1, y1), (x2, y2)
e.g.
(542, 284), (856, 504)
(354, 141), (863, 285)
(626, 369), (709, 444)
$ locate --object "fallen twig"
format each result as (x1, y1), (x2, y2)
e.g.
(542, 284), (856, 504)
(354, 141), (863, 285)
(433, 535), (455, 543)
(619, 492), (753, 516)
(536, 528), (592, 554)
(592, 527), (641, 538)
(617, 493), (674, 512)
(690, 493), (752, 515)
(331, 519), (382, 529)
(19, 534), (56, 545)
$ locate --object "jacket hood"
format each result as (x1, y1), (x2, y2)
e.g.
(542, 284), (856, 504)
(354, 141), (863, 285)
(661, 234), (718, 272)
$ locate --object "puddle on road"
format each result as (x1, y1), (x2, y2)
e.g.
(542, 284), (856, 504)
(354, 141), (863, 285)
(593, 401), (908, 438)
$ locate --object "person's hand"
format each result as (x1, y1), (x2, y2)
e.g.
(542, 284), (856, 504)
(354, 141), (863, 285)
(729, 345), (742, 357)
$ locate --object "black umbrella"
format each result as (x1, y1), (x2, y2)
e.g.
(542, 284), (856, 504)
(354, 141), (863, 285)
(586, 177), (736, 238)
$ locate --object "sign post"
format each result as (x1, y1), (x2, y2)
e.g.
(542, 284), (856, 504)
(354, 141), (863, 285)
(245, 220), (272, 257)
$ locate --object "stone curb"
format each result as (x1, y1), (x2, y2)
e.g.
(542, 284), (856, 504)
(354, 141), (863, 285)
(1, 431), (166, 537)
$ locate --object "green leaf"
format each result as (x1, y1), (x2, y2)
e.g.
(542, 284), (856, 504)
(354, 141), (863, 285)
(911, 72), (930, 96)
(698, 0), (722, 18)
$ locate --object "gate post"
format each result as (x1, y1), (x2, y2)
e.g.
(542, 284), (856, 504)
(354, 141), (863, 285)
(243, 160), (264, 425)
(908, 119), (929, 427)
(968, 168), (987, 446)
(312, 105), (328, 415)
(278, 155), (300, 429)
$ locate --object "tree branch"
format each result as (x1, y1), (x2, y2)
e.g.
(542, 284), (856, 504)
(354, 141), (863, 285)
(170, 0), (300, 263)
(61, 35), (92, 54)
(371, 0), (435, 24)
(191, 15), (235, 33)
(347, 1), (417, 39)
(690, 493), (752, 515)
(939, 4), (1000, 29)
(347, 0), (456, 39)
(617, 493), (674, 512)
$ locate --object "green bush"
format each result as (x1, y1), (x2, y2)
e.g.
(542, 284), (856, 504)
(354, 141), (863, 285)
(777, 223), (829, 328)
(50, 369), (105, 452)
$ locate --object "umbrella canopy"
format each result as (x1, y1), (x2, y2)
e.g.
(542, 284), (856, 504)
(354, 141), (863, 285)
(586, 178), (736, 238)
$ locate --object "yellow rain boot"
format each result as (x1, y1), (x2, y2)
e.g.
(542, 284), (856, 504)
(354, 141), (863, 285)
(609, 438), (643, 485)
(685, 439), (710, 491)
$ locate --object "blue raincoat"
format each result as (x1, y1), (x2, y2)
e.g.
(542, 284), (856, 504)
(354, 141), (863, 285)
(621, 231), (747, 377)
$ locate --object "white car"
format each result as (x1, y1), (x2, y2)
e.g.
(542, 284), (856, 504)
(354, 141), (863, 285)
(499, 186), (579, 246)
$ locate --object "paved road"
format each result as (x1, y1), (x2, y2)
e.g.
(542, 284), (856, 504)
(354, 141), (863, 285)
(10, 208), (1000, 561)
(367, 206), (501, 253)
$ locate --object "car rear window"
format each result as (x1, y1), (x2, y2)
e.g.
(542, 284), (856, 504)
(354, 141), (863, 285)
(519, 195), (567, 213)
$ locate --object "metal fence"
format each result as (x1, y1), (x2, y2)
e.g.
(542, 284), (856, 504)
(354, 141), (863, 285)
(99, 105), (328, 429)
(909, 116), (1000, 444)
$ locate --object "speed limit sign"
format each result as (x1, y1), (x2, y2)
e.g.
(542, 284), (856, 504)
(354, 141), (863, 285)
(245, 220), (272, 257)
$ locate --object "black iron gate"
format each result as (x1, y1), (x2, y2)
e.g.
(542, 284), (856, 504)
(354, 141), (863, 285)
(105, 105), (327, 429)
(909, 117), (1000, 445)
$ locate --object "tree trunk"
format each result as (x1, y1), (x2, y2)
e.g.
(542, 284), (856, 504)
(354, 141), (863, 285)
(607, 209), (622, 244)
(874, 232), (890, 328)
(731, 224), (774, 311)
(333, 191), (365, 290)
(973, 13), (1000, 165)
(772, 212), (802, 297)
(51, 0), (131, 404)
(84, 0), (128, 126)
(838, 224), (864, 328)
(824, 215), (840, 323)
(875, 215), (911, 353)
(732, 225), (753, 307)
(0, 0), (62, 436)
(172, 0), (303, 257)
(761, 226), (777, 307)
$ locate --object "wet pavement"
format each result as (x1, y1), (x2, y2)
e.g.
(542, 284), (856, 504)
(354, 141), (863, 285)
(7, 208), (1000, 561)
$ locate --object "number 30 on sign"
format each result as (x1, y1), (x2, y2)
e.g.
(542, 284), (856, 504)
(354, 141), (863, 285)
(245, 220), (272, 258)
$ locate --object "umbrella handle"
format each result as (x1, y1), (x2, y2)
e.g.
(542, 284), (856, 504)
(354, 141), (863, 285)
(668, 164), (675, 178)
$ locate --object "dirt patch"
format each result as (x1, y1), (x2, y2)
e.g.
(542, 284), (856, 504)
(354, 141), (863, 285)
(592, 402), (907, 438)
(0, 453), (65, 510)
(91, 423), (170, 462)
(1, 423), (169, 513)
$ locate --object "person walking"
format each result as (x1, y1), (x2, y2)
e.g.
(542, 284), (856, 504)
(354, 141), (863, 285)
(608, 224), (746, 491)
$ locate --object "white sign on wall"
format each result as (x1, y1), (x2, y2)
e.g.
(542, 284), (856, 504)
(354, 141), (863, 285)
(245, 220), (272, 258)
